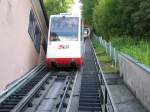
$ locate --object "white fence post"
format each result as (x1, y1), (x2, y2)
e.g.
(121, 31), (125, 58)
(105, 40), (107, 54)
(94, 34), (118, 69)
(106, 43), (108, 55)
(109, 42), (111, 57)
(102, 39), (104, 47)
(99, 37), (101, 45)
(103, 40), (104, 48)
(100, 36), (102, 45)
(107, 42), (109, 55)
(114, 48), (117, 69)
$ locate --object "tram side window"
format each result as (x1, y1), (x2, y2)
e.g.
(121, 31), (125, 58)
(28, 10), (41, 54)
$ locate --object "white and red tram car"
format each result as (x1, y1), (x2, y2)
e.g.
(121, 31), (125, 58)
(46, 13), (84, 68)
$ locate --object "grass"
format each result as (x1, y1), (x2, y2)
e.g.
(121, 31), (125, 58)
(92, 37), (119, 74)
(97, 53), (119, 74)
(111, 36), (150, 67)
(98, 54), (112, 63)
(95, 47), (105, 54)
(102, 64), (119, 74)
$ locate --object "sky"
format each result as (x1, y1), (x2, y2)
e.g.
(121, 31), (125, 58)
(68, 0), (82, 15)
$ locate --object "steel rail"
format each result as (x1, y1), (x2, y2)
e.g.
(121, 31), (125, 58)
(27, 76), (56, 112)
(57, 80), (70, 112)
(11, 72), (50, 112)
(65, 71), (78, 112)
(0, 64), (45, 104)
(90, 38), (118, 112)
(21, 71), (72, 112)
(57, 72), (75, 112)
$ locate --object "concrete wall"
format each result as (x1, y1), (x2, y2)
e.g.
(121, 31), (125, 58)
(119, 53), (150, 111)
(0, 0), (47, 93)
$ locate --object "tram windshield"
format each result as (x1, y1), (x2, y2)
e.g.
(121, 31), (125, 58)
(50, 16), (79, 41)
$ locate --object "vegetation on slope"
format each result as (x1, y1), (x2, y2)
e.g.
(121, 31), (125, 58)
(81, 0), (150, 67)
(111, 36), (150, 67)
(92, 37), (119, 74)
(93, 0), (150, 41)
(81, 0), (98, 26)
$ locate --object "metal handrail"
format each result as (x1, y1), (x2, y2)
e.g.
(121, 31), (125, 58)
(90, 39), (118, 112)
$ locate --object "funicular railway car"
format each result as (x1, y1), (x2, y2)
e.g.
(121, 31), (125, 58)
(46, 13), (84, 68)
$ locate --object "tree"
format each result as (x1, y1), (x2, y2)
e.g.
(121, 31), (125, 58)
(43, 0), (73, 18)
(93, 0), (119, 40)
(118, 0), (141, 37)
(91, 0), (150, 40)
(81, 0), (98, 26)
(132, 0), (150, 40)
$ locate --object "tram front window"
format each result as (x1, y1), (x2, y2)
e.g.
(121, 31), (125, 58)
(50, 17), (79, 41)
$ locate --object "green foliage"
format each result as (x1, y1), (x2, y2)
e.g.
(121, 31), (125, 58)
(81, 0), (98, 26)
(92, 38), (119, 74)
(43, 0), (73, 18)
(82, 0), (150, 67)
(98, 54), (112, 63)
(92, 0), (150, 40)
(93, 0), (119, 40)
(132, 0), (150, 39)
(118, 0), (141, 36)
(111, 35), (150, 67)
(92, 37), (105, 54)
(98, 53), (118, 74)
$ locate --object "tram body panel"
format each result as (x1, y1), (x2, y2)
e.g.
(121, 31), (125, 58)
(47, 41), (81, 57)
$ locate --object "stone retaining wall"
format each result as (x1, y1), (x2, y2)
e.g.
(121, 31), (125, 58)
(118, 53), (150, 111)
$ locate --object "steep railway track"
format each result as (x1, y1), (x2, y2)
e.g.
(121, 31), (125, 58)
(79, 72), (102, 112)
(0, 68), (76, 112)
(0, 38), (117, 112)
(0, 68), (49, 112)
(78, 38), (103, 112)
